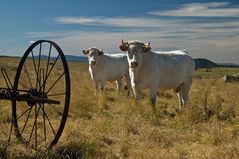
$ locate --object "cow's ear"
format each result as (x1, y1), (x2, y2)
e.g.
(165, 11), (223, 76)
(119, 40), (129, 52)
(81, 49), (89, 55)
(142, 42), (151, 53)
(119, 44), (129, 52)
(142, 46), (151, 53)
(98, 49), (104, 56)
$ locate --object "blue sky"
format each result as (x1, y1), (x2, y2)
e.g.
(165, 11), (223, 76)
(0, 0), (239, 63)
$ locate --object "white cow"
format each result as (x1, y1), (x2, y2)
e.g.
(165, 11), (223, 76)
(81, 47), (131, 96)
(119, 40), (195, 110)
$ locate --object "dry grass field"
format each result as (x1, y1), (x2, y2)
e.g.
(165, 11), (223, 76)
(0, 56), (239, 159)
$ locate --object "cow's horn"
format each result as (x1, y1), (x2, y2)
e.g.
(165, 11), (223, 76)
(122, 39), (128, 44)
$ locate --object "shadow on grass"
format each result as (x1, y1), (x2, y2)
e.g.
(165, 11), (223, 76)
(49, 141), (103, 159)
(0, 141), (8, 159)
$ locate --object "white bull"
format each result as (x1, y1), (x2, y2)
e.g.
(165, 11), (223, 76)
(119, 40), (195, 110)
(81, 47), (131, 96)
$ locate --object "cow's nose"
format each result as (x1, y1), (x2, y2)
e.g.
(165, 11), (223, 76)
(91, 61), (96, 65)
(131, 62), (138, 68)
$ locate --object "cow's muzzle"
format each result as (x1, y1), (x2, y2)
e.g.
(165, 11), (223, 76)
(130, 62), (138, 68)
(90, 61), (96, 65)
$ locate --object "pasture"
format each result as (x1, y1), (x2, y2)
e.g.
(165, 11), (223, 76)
(0, 56), (239, 158)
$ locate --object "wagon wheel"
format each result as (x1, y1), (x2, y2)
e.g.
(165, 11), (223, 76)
(12, 40), (70, 149)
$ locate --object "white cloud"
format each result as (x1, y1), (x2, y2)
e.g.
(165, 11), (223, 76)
(26, 32), (67, 38)
(29, 3), (239, 64)
(29, 40), (35, 44)
(54, 16), (167, 27)
(149, 2), (239, 17)
(25, 27), (239, 64)
(52, 16), (239, 42)
(55, 17), (100, 24)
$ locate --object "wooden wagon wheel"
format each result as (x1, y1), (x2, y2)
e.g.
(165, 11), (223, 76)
(12, 40), (70, 149)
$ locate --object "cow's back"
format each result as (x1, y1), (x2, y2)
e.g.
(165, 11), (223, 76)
(97, 54), (129, 81)
(138, 50), (194, 89)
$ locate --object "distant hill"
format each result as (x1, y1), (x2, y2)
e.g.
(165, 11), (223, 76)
(0, 54), (88, 62)
(72, 56), (239, 68)
(194, 58), (239, 68)
(194, 58), (218, 69)
(217, 62), (239, 68)
(1, 55), (239, 68)
(31, 55), (88, 62)
(65, 55), (88, 62)
(0, 55), (19, 58)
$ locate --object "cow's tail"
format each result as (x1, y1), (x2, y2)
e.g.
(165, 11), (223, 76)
(182, 49), (189, 54)
(124, 85), (128, 90)
(191, 57), (196, 77)
(183, 50), (195, 77)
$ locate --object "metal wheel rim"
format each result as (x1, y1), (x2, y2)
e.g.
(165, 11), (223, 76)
(12, 40), (70, 149)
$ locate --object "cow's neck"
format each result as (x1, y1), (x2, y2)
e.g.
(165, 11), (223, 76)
(91, 56), (105, 70)
(132, 52), (153, 80)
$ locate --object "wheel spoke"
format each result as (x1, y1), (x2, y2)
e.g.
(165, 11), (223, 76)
(43, 44), (52, 93)
(39, 54), (60, 92)
(8, 118), (14, 143)
(39, 68), (44, 92)
(1, 68), (13, 89)
(43, 104), (47, 141)
(17, 107), (31, 120)
(36, 43), (42, 90)
(48, 103), (63, 116)
(31, 50), (39, 84)
(23, 64), (33, 88)
(39, 104), (56, 135)
(31, 50), (41, 92)
(19, 81), (30, 90)
(34, 103), (38, 149)
(21, 107), (33, 134)
(47, 92), (66, 97)
(46, 72), (65, 94)
(28, 104), (41, 144)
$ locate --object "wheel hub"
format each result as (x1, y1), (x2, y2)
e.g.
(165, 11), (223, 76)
(27, 89), (47, 106)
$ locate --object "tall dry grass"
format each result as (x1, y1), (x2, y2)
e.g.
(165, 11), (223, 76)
(0, 57), (239, 158)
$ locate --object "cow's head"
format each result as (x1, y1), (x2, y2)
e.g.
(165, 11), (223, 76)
(119, 40), (151, 68)
(81, 48), (104, 66)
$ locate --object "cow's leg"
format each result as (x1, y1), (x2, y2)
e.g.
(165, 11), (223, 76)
(131, 83), (140, 100)
(116, 79), (122, 96)
(182, 88), (189, 106)
(150, 87), (158, 111)
(174, 82), (185, 109)
(94, 81), (100, 96)
(133, 88), (141, 100)
(177, 91), (184, 109)
(100, 81), (106, 94)
(177, 79), (191, 109)
(125, 74), (131, 97)
(181, 78), (192, 107)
